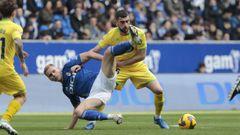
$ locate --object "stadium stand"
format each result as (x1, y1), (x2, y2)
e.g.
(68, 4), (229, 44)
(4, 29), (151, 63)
(2, 0), (238, 41)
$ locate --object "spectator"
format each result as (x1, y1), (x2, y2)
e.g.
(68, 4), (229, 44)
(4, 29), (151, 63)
(70, 7), (88, 39)
(206, 22), (220, 40)
(84, 16), (101, 40)
(179, 21), (193, 38)
(204, 0), (222, 24)
(9, 0), (240, 41)
(99, 7), (116, 28)
(232, 25), (240, 40)
(50, 20), (64, 40)
(53, 6), (75, 39)
(39, 25), (52, 40)
(27, 14), (39, 39)
(21, 0), (45, 16)
(133, 1), (148, 26)
(231, 11), (240, 28)
(157, 20), (173, 39)
(223, 32), (231, 40)
(146, 30), (153, 41)
(38, 0), (53, 27)
(153, 10), (167, 30)
(99, 20), (113, 38)
(147, 21), (158, 40)
(53, 0), (64, 15)
(219, 19), (234, 38)
(82, 29), (91, 40)
(14, 8), (26, 28)
(164, 0), (185, 17)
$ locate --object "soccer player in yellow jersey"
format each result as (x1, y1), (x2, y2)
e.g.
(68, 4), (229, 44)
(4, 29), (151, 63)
(90, 9), (169, 129)
(0, 0), (29, 135)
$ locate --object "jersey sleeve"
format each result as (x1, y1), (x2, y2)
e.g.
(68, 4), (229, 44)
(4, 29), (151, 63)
(98, 29), (114, 48)
(64, 55), (82, 69)
(12, 25), (23, 40)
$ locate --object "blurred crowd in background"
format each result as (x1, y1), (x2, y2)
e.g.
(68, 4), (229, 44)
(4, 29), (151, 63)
(1, 0), (240, 41)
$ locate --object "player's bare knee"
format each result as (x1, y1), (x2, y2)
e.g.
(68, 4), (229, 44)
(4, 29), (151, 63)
(14, 93), (27, 103)
(104, 47), (113, 57)
(74, 109), (85, 117)
(153, 89), (163, 95)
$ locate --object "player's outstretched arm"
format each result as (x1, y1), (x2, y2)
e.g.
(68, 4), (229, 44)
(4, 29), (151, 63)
(90, 44), (103, 53)
(79, 50), (103, 63)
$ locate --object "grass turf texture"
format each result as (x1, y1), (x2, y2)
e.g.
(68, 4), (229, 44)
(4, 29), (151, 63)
(1, 111), (240, 135)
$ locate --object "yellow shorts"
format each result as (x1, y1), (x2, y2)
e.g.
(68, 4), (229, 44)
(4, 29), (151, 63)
(0, 72), (26, 95)
(115, 64), (156, 90)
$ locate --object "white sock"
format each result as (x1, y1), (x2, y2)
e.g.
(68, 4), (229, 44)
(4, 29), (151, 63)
(154, 115), (161, 119)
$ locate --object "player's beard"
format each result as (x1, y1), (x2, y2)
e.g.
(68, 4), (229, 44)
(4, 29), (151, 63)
(119, 26), (129, 35)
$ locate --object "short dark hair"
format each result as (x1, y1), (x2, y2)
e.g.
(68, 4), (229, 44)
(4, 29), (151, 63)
(0, 0), (18, 18)
(44, 64), (54, 75)
(115, 8), (129, 20)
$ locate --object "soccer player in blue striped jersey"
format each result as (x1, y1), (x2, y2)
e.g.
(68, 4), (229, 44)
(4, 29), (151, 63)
(44, 41), (133, 129)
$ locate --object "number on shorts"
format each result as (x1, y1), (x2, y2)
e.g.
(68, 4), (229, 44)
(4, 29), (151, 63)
(0, 37), (5, 59)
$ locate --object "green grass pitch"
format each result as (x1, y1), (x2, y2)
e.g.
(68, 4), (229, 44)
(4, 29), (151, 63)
(1, 111), (240, 135)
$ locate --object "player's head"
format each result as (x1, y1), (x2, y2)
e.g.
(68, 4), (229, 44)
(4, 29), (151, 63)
(44, 64), (62, 82)
(115, 8), (130, 34)
(0, 0), (18, 19)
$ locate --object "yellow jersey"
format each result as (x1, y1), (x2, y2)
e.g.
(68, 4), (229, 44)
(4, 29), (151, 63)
(98, 26), (147, 69)
(0, 19), (23, 77)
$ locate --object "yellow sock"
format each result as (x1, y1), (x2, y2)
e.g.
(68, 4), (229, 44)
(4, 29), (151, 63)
(154, 93), (164, 116)
(97, 105), (105, 112)
(2, 99), (21, 122)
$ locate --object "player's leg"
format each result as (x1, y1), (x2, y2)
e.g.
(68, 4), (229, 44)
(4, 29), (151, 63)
(146, 80), (169, 129)
(228, 76), (240, 101)
(83, 105), (105, 130)
(130, 66), (169, 129)
(76, 41), (133, 126)
(0, 73), (27, 135)
(101, 41), (132, 78)
(74, 98), (122, 124)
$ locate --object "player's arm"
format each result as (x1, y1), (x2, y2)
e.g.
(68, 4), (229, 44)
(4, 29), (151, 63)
(65, 96), (81, 129)
(117, 48), (146, 67)
(14, 39), (29, 76)
(66, 108), (79, 129)
(79, 50), (103, 63)
(90, 45), (103, 53)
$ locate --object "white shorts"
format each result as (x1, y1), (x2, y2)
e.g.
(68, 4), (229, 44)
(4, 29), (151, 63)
(87, 70), (116, 104)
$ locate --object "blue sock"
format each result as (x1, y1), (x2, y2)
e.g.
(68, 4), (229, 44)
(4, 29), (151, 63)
(80, 110), (108, 121)
(111, 41), (132, 56)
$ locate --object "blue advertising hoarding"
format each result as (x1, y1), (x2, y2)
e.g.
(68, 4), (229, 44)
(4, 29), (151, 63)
(0, 74), (238, 112)
(14, 41), (240, 74)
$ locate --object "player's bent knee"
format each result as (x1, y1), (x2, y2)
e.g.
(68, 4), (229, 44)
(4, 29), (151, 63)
(104, 47), (112, 57)
(154, 89), (163, 95)
(14, 93), (27, 104)
(74, 109), (85, 117)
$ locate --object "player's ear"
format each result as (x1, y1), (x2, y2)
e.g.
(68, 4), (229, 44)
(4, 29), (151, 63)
(12, 9), (16, 17)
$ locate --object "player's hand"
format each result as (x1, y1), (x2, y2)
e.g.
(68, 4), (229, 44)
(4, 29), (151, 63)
(20, 63), (29, 77)
(23, 51), (29, 59)
(71, 65), (81, 72)
(63, 127), (73, 130)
